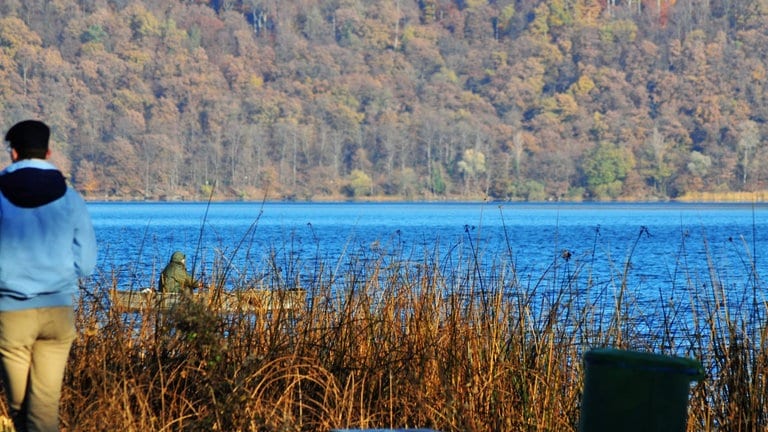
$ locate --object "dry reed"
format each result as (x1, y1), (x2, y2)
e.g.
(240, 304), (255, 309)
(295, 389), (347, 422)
(0, 231), (759, 431)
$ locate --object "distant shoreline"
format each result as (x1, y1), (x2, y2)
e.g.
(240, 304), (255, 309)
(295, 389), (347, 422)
(85, 192), (768, 204)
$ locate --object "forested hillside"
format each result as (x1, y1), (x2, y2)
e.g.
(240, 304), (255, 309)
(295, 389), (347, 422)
(0, 0), (766, 201)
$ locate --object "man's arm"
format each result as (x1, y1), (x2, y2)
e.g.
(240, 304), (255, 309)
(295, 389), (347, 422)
(72, 195), (97, 277)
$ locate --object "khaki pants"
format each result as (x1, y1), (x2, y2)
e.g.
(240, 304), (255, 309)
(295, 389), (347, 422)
(0, 307), (75, 432)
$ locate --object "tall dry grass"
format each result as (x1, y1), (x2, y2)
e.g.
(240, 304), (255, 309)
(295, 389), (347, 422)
(37, 233), (768, 431)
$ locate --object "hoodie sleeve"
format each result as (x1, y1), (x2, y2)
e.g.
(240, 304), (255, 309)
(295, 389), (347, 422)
(71, 191), (97, 277)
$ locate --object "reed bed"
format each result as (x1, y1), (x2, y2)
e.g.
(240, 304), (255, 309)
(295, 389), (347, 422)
(37, 234), (768, 431)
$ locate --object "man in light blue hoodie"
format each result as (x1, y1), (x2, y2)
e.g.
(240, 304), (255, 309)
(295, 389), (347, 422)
(0, 120), (97, 432)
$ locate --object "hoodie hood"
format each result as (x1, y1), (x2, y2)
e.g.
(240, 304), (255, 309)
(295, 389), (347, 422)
(171, 251), (186, 264)
(0, 163), (66, 208)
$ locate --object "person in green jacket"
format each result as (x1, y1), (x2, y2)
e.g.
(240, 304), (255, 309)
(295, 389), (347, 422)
(158, 251), (197, 294)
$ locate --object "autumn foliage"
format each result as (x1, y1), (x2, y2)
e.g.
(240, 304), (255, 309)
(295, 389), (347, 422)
(0, 0), (766, 201)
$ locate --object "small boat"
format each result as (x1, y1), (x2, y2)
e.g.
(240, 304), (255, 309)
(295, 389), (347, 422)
(110, 288), (306, 314)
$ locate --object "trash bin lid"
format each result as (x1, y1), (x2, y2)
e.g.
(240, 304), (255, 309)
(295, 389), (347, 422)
(584, 348), (705, 381)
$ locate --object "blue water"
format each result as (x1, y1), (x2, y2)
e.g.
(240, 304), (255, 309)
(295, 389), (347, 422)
(89, 202), (767, 320)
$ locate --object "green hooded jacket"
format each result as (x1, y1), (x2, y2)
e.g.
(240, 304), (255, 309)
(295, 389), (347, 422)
(158, 251), (196, 294)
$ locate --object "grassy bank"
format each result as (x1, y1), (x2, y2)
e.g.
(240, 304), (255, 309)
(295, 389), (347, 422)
(28, 243), (768, 431)
(675, 190), (768, 202)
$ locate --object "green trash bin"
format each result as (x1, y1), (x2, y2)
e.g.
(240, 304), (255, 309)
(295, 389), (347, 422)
(579, 348), (704, 432)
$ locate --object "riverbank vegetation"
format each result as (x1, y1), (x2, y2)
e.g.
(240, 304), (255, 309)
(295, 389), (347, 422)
(25, 238), (764, 431)
(2, 1), (768, 201)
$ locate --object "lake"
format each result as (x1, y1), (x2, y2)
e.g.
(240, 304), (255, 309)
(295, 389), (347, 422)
(90, 201), (767, 324)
